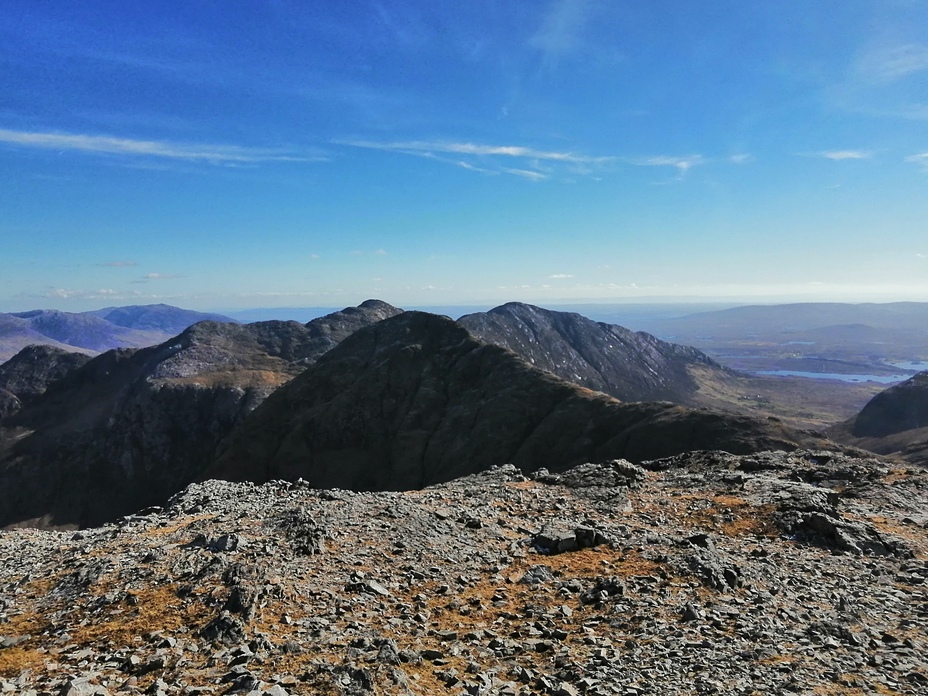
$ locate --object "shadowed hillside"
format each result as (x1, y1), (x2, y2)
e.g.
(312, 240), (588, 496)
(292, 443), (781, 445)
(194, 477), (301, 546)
(829, 371), (928, 466)
(0, 301), (402, 529)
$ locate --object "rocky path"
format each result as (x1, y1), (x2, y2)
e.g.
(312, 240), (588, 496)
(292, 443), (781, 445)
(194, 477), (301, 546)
(1, 451), (926, 695)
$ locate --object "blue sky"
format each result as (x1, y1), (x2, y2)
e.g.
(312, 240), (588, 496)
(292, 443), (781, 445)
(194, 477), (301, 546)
(1, 0), (927, 312)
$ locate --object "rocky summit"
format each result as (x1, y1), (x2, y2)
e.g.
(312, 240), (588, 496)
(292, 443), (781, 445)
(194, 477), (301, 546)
(0, 449), (926, 695)
(459, 302), (727, 406)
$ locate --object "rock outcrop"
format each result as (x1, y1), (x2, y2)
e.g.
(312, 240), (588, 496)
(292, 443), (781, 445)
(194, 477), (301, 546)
(208, 311), (833, 491)
(1, 450), (925, 695)
(460, 302), (728, 406)
(0, 301), (402, 529)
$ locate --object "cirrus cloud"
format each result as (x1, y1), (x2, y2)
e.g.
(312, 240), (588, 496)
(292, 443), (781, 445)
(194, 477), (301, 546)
(0, 128), (323, 164)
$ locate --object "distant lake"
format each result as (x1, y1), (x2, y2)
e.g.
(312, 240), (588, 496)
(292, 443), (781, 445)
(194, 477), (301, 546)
(752, 370), (911, 384)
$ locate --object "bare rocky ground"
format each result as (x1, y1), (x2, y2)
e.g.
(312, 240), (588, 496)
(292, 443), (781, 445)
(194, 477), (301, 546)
(1, 451), (926, 696)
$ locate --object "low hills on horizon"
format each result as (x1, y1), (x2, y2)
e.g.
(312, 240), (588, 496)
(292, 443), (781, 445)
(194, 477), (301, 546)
(0, 303), (237, 363)
(1, 298), (927, 530)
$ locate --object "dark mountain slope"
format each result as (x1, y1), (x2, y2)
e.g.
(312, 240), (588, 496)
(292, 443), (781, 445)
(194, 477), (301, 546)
(459, 302), (727, 405)
(207, 311), (832, 492)
(0, 345), (91, 417)
(828, 371), (928, 466)
(0, 301), (402, 529)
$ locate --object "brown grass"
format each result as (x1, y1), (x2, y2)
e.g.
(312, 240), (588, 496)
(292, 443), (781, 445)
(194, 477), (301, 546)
(163, 368), (293, 389)
(635, 492), (778, 538)
(0, 576), (60, 676)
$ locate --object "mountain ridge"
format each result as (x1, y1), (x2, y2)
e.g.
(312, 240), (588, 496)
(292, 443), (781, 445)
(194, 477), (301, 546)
(459, 301), (729, 406)
(207, 310), (834, 492)
(0, 301), (403, 528)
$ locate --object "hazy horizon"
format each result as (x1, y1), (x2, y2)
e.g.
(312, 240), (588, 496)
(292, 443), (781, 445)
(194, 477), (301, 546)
(2, 2), (927, 313)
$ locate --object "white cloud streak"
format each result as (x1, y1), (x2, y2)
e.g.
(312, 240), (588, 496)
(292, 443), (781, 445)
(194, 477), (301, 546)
(859, 44), (928, 83)
(906, 152), (928, 170)
(0, 128), (319, 164)
(628, 155), (705, 173)
(341, 138), (614, 181)
(44, 288), (122, 300)
(818, 150), (871, 160)
(342, 139), (610, 164)
(503, 168), (547, 181)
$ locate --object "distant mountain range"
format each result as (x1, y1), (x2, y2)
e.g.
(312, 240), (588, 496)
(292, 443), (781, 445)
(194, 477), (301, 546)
(0, 304), (236, 362)
(634, 302), (928, 375)
(0, 300), (837, 529)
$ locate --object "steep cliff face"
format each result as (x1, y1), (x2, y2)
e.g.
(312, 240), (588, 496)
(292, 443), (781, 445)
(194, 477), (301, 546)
(208, 311), (831, 491)
(459, 302), (727, 405)
(828, 371), (928, 466)
(0, 302), (402, 529)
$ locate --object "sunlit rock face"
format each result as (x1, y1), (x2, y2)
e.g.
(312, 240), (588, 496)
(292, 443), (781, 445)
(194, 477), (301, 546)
(459, 301), (728, 406)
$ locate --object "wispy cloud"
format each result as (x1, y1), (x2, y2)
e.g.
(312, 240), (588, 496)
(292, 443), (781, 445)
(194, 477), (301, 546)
(341, 138), (610, 181)
(456, 161), (494, 174)
(548, 273), (573, 279)
(817, 150), (872, 161)
(342, 139), (609, 164)
(858, 43), (928, 83)
(0, 128), (320, 164)
(142, 272), (183, 280)
(43, 288), (123, 300)
(906, 152), (928, 170)
(627, 155), (705, 174)
(529, 0), (592, 64)
(504, 168), (547, 181)
(97, 260), (137, 267)
(27, 287), (197, 303)
(729, 154), (754, 165)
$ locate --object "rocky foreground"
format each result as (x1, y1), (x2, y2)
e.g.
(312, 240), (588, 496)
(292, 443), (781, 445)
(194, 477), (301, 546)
(1, 450), (927, 696)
